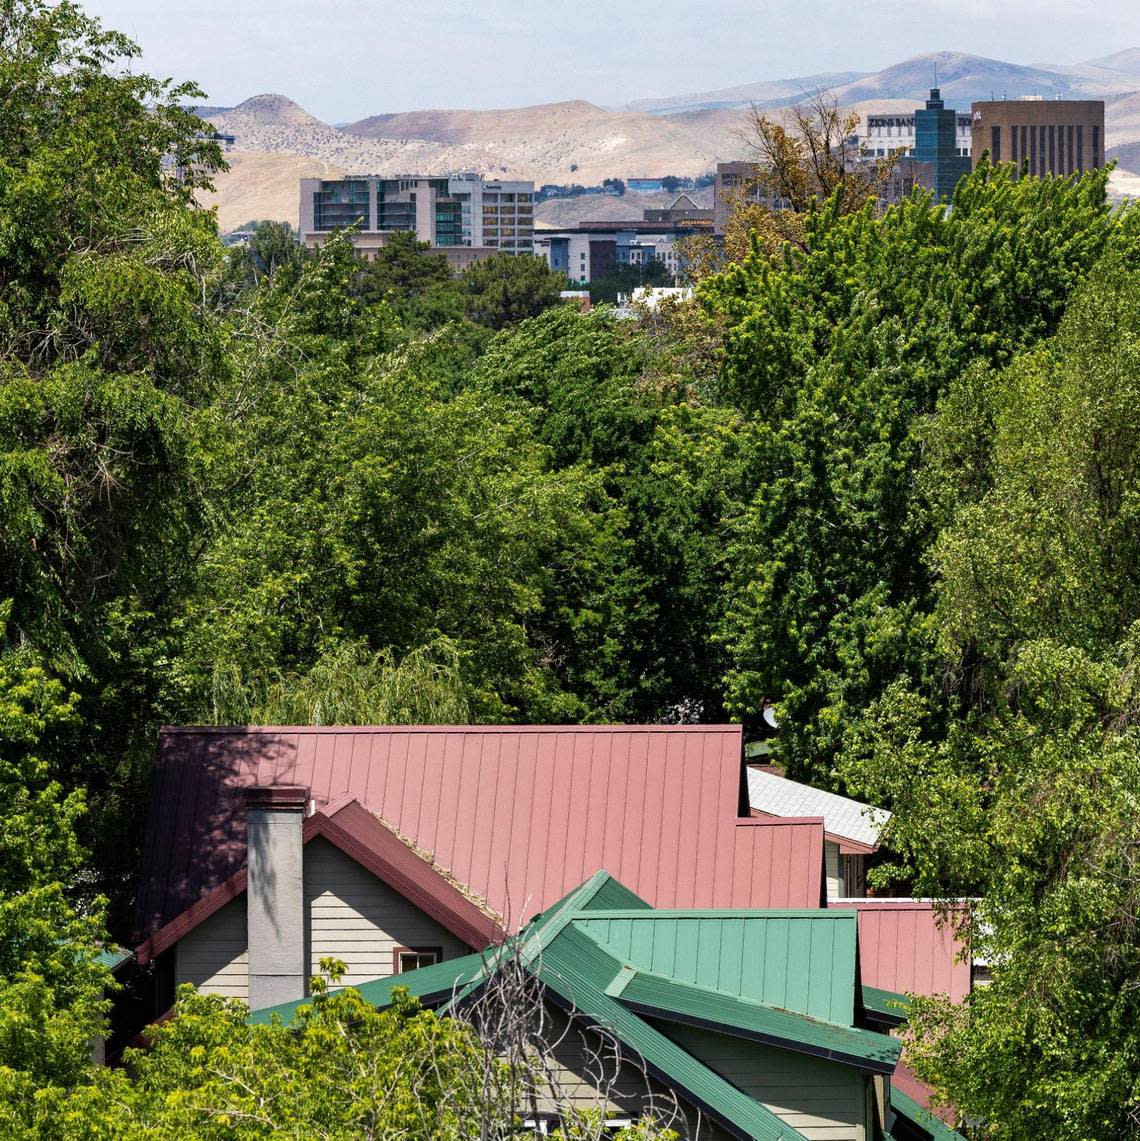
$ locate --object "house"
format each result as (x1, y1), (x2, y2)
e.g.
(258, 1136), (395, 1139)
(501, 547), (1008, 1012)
(747, 765), (971, 1002)
(252, 870), (962, 1141)
(126, 725), (969, 1032)
(747, 764), (888, 900)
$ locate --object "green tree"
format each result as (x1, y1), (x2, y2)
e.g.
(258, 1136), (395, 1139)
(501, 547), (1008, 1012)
(357, 229), (465, 333)
(219, 220), (305, 299)
(705, 164), (1116, 783)
(841, 255), (1140, 1139)
(0, 0), (229, 914)
(474, 305), (756, 720)
(209, 638), (471, 727)
(0, 614), (111, 1124)
(588, 258), (672, 305)
(459, 253), (565, 330)
(22, 968), (685, 1140)
(26, 983), (492, 1139)
(172, 241), (618, 723)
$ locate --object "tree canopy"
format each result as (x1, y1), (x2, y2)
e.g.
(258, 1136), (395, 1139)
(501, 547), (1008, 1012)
(5, 0), (1140, 1134)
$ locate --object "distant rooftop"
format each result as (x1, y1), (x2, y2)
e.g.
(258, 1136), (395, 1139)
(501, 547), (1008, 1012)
(747, 766), (889, 851)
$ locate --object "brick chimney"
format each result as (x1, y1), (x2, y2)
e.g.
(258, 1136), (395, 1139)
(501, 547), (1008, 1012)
(244, 786), (309, 1011)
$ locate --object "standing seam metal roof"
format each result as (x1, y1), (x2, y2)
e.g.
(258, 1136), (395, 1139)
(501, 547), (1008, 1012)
(617, 971), (901, 1073)
(537, 924), (808, 1141)
(570, 910), (857, 1024)
(831, 901), (971, 1001)
(134, 726), (824, 942)
(251, 873), (914, 1141)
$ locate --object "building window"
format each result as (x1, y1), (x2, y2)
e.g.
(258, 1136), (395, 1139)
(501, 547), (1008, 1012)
(394, 947), (442, 973)
(1049, 125), (1056, 174)
(1068, 124), (1075, 174)
(1093, 124), (1101, 168)
(991, 125), (1001, 163)
(523, 1118), (632, 1136)
(1077, 125), (1084, 172)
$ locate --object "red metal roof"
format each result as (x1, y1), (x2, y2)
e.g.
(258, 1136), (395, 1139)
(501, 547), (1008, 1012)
(832, 900), (971, 1001)
(133, 725), (824, 943)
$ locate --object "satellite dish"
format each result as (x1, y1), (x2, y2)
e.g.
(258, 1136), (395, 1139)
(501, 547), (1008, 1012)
(762, 705), (779, 729)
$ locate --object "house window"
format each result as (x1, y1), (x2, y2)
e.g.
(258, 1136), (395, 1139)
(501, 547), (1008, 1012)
(523, 1118), (632, 1135)
(394, 946), (443, 973)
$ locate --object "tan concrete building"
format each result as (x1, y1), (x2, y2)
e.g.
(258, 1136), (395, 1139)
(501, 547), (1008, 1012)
(301, 229), (494, 271)
(970, 99), (1105, 176)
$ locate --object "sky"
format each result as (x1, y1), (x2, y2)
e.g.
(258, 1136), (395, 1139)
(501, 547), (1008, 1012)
(86, 0), (1140, 122)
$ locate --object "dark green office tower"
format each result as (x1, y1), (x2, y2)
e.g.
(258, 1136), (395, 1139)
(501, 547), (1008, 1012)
(914, 88), (971, 202)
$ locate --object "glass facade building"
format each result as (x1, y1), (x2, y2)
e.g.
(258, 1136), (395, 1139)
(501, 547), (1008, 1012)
(299, 173), (535, 256)
(913, 89), (972, 203)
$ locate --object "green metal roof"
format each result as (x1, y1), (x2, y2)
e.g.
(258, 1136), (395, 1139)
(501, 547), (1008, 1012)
(246, 871), (907, 1141)
(862, 984), (910, 1027)
(249, 950), (489, 1024)
(888, 1087), (965, 1141)
(95, 946), (133, 972)
(618, 970), (901, 1074)
(579, 875), (652, 912)
(572, 910), (858, 1025)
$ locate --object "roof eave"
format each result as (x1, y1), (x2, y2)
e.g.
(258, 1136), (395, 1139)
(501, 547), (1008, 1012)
(621, 998), (899, 1076)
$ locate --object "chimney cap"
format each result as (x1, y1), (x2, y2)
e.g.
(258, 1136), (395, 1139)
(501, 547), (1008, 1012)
(244, 785), (310, 810)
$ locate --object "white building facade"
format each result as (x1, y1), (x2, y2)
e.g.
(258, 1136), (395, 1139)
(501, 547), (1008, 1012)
(862, 113), (972, 159)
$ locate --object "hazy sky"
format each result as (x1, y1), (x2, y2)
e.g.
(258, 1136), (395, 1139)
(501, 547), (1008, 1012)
(86, 0), (1140, 121)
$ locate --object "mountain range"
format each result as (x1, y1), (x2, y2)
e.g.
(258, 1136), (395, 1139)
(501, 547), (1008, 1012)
(197, 50), (1140, 232)
(627, 48), (1140, 113)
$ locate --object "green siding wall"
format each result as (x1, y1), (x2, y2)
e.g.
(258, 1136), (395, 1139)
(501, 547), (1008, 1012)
(657, 1024), (868, 1141)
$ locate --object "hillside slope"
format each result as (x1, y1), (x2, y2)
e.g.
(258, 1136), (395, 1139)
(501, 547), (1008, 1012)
(623, 70), (869, 114)
(640, 50), (1140, 115)
(199, 151), (347, 232)
(343, 100), (724, 181)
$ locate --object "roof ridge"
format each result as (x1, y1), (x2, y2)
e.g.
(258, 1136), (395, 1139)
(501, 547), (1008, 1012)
(571, 907), (857, 919)
(159, 724), (744, 735)
(357, 804), (505, 926)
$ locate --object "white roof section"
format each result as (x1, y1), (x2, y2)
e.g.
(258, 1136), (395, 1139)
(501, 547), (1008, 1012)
(747, 767), (889, 850)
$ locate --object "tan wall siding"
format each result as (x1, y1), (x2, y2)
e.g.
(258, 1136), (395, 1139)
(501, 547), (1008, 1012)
(660, 1024), (868, 1141)
(536, 1006), (731, 1141)
(176, 898), (249, 1000)
(305, 838), (470, 986)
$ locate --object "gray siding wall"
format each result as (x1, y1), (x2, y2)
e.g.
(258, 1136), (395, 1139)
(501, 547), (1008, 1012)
(175, 837), (470, 999)
(660, 1024), (868, 1141)
(176, 898), (249, 1000)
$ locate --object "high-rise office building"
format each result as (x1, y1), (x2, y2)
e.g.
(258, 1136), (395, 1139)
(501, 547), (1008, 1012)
(913, 88), (972, 202)
(970, 99), (1106, 177)
(298, 173), (535, 265)
(863, 111), (972, 160)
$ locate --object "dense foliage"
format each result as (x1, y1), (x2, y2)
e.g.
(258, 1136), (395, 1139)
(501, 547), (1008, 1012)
(4, 1), (1140, 1135)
